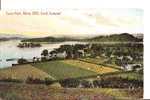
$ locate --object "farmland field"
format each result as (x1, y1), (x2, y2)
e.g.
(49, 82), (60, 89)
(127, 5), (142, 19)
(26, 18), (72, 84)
(102, 71), (143, 81)
(32, 61), (97, 80)
(79, 57), (107, 64)
(0, 64), (54, 81)
(79, 58), (121, 69)
(0, 60), (143, 100)
(61, 60), (118, 74)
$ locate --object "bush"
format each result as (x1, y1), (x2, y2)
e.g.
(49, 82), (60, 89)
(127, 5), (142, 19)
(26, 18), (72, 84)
(17, 58), (28, 64)
(26, 77), (44, 84)
(80, 80), (93, 88)
(93, 77), (143, 88)
(59, 79), (80, 88)
(45, 77), (54, 85)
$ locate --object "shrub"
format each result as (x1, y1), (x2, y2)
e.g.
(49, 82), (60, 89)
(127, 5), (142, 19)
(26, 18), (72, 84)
(59, 79), (80, 88)
(80, 80), (93, 88)
(26, 77), (44, 84)
(45, 77), (54, 85)
(17, 58), (28, 64)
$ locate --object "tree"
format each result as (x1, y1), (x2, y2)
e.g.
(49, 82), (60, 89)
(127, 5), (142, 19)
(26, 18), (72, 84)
(59, 79), (80, 88)
(59, 45), (73, 58)
(41, 49), (48, 56)
(105, 48), (112, 57)
(18, 58), (28, 64)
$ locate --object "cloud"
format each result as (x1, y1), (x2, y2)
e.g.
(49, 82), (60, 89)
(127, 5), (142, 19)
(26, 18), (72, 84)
(0, 9), (143, 37)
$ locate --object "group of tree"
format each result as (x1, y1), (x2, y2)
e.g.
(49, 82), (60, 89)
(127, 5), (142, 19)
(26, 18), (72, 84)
(40, 44), (87, 60)
(17, 58), (28, 64)
(0, 76), (143, 89)
(90, 43), (143, 67)
(17, 42), (41, 48)
(26, 77), (54, 85)
(58, 77), (143, 89)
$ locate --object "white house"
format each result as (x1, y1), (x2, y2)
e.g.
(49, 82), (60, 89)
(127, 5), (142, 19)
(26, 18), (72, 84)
(126, 56), (133, 61)
(77, 50), (85, 57)
(125, 64), (133, 71)
(56, 51), (67, 58)
(124, 64), (142, 71)
(117, 56), (123, 60)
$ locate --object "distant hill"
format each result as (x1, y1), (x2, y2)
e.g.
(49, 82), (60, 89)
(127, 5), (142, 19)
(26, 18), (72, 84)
(0, 38), (9, 41)
(0, 37), (27, 41)
(21, 33), (142, 42)
(87, 33), (143, 42)
(0, 33), (28, 41)
(21, 37), (78, 42)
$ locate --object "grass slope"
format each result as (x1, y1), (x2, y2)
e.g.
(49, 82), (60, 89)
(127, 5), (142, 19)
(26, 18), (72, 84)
(0, 64), (54, 81)
(32, 61), (97, 80)
(102, 71), (143, 81)
(79, 58), (121, 70)
(62, 60), (118, 74)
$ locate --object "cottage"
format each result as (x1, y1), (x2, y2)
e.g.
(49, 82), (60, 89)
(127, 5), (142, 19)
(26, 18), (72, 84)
(117, 56), (123, 60)
(56, 51), (67, 58)
(33, 57), (41, 62)
(77, 50), (85, 57)
(110, 54), (115, 58)
(124, 64), (142, 71)
(126, 56), (133, 61)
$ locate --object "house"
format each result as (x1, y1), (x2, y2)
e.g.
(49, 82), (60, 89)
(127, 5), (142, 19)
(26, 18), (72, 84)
(124, 64), (133, 71)
(117, 56), (123, 60)
(110, 54), (115, 58)
(33, 57), (41, 62)
(126, 56), (133, 61)
(56, 51), (67, 58)
(77, 50), (85, 57)
(124, 64), (142, 71)
(101, 53), (106, 57)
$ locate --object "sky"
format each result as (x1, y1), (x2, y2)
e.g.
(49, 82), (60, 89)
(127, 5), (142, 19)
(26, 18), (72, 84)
(0, 9), (143, 38)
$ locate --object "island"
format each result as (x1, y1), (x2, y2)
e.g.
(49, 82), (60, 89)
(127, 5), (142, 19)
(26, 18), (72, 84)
(17, 42), (41, 48)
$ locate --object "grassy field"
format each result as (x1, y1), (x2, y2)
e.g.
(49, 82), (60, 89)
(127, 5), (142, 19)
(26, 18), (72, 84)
(0, 64), (54, 81)
(32, 61), (97, 80)
(61, 60), (118, 74)
(79, 57), (121, 69)
(102, 71), (143, 81)
(0, 60), (141, 81)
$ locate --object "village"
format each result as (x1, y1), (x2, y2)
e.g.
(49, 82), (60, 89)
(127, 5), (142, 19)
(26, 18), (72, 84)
(16, 43), (143, 72)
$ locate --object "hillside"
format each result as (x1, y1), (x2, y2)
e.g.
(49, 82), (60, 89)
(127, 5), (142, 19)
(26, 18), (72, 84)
(0, 64), (54, 81)
(0, 33), (27, 41)
(87, 33), (143, 42)
(0, 37), (25, 41)
(0, 38), (9, 41)
(21, 37), (78, 42)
